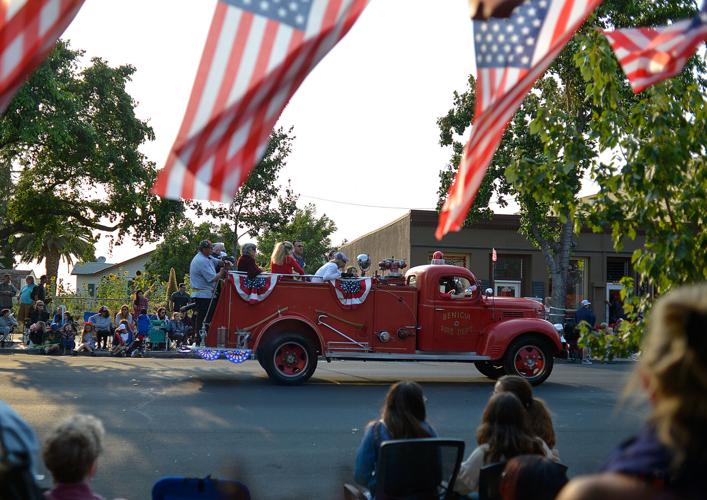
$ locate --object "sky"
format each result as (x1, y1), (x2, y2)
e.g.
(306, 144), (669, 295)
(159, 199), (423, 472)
(44, 0), (480, 285)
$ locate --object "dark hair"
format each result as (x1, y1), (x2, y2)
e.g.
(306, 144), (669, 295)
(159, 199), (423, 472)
(500, 455), (568, 500)
(496, 376), (557, 448)
(379, 381), (431, 439)
(140, 309), (147, 315)
(477, 393), (545, 463)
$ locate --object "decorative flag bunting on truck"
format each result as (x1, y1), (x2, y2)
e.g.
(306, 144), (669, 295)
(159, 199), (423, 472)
(232, 273), (278, 304)
(152, 0), (369, 202)
(331, 277), (372, 307)
(602, 5), (707, 94)
(435, 0), (602, 240)
(0, 0), (84, 112)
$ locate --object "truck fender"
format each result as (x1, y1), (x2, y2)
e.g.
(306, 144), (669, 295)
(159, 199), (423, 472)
(252, 315), (325, 355)
(480, 319), (562, 361)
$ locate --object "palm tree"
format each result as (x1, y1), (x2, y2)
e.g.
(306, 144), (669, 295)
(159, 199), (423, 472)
(12, 219), (96, 288)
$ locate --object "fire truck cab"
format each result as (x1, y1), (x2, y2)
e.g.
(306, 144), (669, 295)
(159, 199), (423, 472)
(205, 263), (563, 386)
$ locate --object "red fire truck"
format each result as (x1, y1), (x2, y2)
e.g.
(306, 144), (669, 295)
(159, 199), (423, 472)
(203, 261), (563, 386)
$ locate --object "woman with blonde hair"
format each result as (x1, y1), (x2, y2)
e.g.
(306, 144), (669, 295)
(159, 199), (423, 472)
(270, 241), (305, 277)
(115, 304), (134, 331)
(559, 282), (707, 500)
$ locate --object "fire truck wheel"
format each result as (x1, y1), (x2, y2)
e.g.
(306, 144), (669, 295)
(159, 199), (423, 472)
(503, 337), (554, 386)
(261, 334), (318, 385)
(474, 361), (506, 379)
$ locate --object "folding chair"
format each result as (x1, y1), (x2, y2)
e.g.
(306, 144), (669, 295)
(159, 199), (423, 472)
(478, 462), (506, 500)
(148, 319), (168, 351)
(374, 438), (465, 500)
(152, 475), (249, 499)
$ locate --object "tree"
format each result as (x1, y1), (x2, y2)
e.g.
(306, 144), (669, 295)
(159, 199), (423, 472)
(574, 25), (706, 355)
(436, 1), (697, 321)
(192, 127), (299, 256)
(145, 221), (228, 282)
(0, 41), (184, 283)
(256, 204), (336, 274)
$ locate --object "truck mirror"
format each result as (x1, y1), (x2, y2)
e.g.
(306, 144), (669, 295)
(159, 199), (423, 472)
(484, 288), (494, 297)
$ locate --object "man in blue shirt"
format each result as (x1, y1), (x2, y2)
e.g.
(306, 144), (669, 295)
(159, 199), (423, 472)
(189, 240), (227, 344)
(575, 299), (596, 365)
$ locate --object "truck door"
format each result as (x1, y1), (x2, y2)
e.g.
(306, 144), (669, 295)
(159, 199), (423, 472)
(430, 274), (482, 352)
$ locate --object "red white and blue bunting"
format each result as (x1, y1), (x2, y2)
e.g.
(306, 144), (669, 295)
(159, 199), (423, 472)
(232, 274), (278, 304)
(331, 278), (372, 307)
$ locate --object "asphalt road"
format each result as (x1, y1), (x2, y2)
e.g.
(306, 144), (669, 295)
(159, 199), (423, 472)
(0, 354), (646, 499)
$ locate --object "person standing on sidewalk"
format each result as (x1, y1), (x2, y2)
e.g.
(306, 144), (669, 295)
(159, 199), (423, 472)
(17, 275), (37, 327)
(575, 299), (596, 365)
(0, 274), (17, 312)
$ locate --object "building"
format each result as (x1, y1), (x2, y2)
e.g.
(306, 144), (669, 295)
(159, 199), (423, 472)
(71, 250), (154, 297)
(340, 210), (643, 323)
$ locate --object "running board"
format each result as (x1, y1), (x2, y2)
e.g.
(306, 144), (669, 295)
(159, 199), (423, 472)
(323, 351), (491, 362)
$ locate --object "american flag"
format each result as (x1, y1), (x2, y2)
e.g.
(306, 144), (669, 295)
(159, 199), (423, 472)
(602, 5), (707, 94)
(436, 0), (602, 240)
(153, 0), (368, 202)
(0, 0), (84, 112)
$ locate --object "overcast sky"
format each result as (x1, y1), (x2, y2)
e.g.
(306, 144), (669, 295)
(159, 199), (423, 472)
(41, 0), (481, 283)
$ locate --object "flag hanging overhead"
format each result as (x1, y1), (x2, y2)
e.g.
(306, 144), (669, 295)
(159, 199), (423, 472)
(436, 0), (602, 240)
(153, 0), (369, 202)
(602, 5), (707, 94)
(0, 0), (84, 112)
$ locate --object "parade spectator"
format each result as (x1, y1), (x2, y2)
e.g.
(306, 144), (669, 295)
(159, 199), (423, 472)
(0, 400), (43, 498)
(89, 306), (113, 350)
(354, 381), (436, 493)
(167, 312), (189, 348)
(0, 308), (17, 346)
(575, 299), (596, 365)
(42, 413), (106, 500)
(28, 301), (50, 328)
(17, 275), (37, 326)
(236, 242), (262, 280)
(31, 275), (49, 305)
(454, 393), (550, 497)
(170, 283), (190, 313)
(132, 289), (150, 320)
(136, 308), (151, 339)
(561, 283), (707, 500)
(346, 267), (359, 278)
(500, 455), (568, 500)
(59, 312), (78, 354)
(0, 273), (17, 310)
(115, 304), (134, 331)
(293, 240), (306, 270)
(156, 307), (169, 322)
(74, 323), (96, 354)
(313, 252), (348, 283)
(28, 321), (47, 346)
(111, 323), (132, 356)
(270, 241), (305, 277)
(495, 375), (559, 459)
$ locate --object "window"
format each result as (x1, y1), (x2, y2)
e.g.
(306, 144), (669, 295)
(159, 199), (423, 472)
(407, 275), (417, 288)
(439, 276), (475, 299)
(87, 283), (96, 297)
(495, 255), (523, 280)
(607, 257), (630, 283)
(566, 258), (588, 307)
(429, 253), (467, 268)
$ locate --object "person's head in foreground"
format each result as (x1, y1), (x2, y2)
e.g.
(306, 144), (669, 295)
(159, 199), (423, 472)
(559, 282), (707, 500)
(477, 392), (545, 463)
(380, 381), (431, 439)
(500, 454), (568, 500)
(495, 375), (556, 449)
(43, 414), (105, 491)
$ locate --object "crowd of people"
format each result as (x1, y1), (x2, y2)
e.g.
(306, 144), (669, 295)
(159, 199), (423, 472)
(348, 282), (707, 500)
(0, 275), (200, 356)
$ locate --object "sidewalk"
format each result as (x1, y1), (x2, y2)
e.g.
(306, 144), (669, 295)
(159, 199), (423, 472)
(0, 340), (200, 359)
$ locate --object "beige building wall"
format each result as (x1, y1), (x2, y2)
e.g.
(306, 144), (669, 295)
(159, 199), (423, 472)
(340, 213), (411, 273)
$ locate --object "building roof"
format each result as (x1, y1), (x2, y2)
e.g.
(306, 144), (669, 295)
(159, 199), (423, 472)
(71, 250), (154, 276)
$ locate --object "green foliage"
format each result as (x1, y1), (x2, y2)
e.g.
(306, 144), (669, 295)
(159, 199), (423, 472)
(0, 40), (184, 282)
(145, 221), (228, 282)
(192, 127), (299, 255)
(256, 204), (336, 274)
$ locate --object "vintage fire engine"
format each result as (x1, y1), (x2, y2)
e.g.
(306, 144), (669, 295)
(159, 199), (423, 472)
(202, 255), (562, 386)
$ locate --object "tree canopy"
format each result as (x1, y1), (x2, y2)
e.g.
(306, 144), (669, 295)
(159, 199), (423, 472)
(0, 40), (184, 282)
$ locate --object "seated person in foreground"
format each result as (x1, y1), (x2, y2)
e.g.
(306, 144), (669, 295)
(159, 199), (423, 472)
(313, 252), (348, 283)
(353, 381), (436, 493)
(270, 241), (305, 277)
(237, 242), (263, 280)
(28, 300), (50, 329)
(167, 312), (190, 348)
(559, 283), (707, 500)
(111, 322), (132, 356)
(454, 392), (552, 496)
(43, 413), (106, 500)
(0, 308), (17, 345)
(59, 312), (78, 354)
(74, 322), (97, 354)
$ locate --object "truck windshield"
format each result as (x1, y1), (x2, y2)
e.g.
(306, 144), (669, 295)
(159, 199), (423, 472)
(439, 276), (475, 299)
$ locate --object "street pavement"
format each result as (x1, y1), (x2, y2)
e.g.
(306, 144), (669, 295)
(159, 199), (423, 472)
(0, 354), (646, 499)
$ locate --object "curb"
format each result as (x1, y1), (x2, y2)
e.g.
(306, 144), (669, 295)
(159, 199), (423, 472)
(0, 346), (199, 359)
